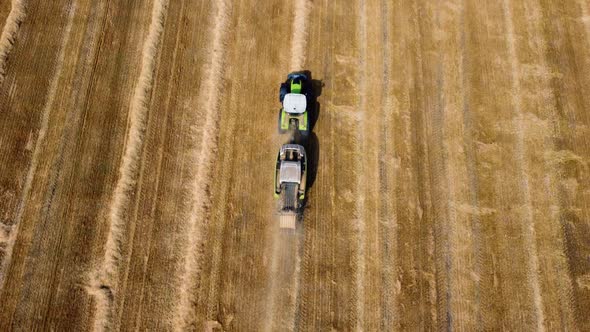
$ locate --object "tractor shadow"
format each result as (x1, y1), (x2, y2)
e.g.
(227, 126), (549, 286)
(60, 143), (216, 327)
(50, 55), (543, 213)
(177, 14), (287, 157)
(307, 72), (323, 133)
(301, 71), (322, 210)
(300, 131), (318, 211)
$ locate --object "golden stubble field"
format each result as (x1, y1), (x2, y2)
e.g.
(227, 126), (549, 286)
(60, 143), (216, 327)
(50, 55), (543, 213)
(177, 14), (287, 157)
(0, 0), (589, 330)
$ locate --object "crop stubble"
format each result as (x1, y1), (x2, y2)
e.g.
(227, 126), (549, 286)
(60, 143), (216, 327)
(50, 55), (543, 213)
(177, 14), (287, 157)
(0, 0), (154, 330)
(0, 0), (589, 330)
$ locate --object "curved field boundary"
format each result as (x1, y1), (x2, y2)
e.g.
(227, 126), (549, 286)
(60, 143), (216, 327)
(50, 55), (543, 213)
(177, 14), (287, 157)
(90, 1), (169, 330)
(0, 0), (26, 84)
(172, 0), (231, 329)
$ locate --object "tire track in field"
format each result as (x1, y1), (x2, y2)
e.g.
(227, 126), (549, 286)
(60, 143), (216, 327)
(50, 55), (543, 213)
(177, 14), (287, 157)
(0, 0), (26, 84)
(438, 1), (481, 329)
(354, 0), (367, 329)
(412, 0), (449, 328)
(520, 0), (577, 327)
(459, 2), (485, 328)
(263, 229), (302, 332)
(173, 0), (230, 329)
(90, 1), (169, 330)
(378, 1), (398, 329)
(129, 2), (186, 328)
(286, 234), (303, 332)
(501, 0), (545, 329)
(0, 0), (76, 292)
(361, 0), (397, 328)
(404, 1), (439, 327)
(430, 50), (452, 332)
(538, 0), (590, 328)
(298, 1), (361, 328)
(289, 0), (311, 71)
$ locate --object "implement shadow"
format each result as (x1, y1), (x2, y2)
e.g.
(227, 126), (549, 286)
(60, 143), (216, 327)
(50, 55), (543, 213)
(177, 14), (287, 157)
(301, 131), (318, 211)
(308, 74), (323, 133)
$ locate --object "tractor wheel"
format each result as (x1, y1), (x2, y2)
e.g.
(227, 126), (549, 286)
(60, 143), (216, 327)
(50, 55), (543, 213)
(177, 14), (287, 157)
(299, 127), (310, 139)
(303, 113), (310, 134)
(278, 109), (287, 134)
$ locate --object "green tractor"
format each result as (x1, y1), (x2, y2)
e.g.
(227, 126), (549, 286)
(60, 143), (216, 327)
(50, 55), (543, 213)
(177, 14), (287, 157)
(278, 72), (313, 135)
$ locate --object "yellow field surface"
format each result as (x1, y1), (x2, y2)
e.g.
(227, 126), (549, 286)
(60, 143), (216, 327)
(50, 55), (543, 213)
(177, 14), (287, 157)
(0, 0), (589, 330)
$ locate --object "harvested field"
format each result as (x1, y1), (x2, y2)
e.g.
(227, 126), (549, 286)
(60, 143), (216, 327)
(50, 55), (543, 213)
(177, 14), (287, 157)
(0, 0), (589, 330)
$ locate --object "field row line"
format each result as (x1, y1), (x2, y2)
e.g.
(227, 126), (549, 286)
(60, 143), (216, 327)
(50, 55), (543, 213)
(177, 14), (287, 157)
(173, 0), (231, 329)
(501, 0), (545, 330)
(90, 1), (169, 330)
(0, 0), (26, 84)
